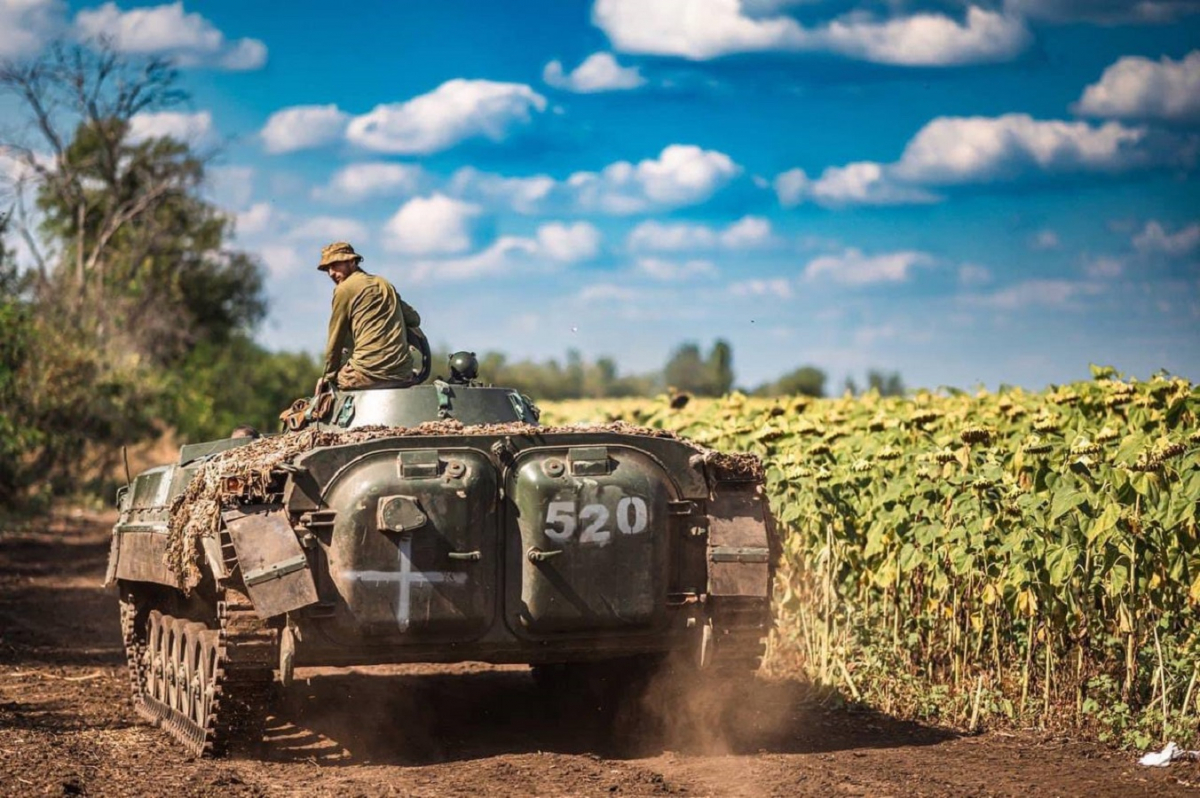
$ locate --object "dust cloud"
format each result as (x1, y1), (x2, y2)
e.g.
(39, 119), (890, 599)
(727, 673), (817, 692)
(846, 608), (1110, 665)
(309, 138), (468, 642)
(258, 658), (805, 766)
(613, 653), (801, 757)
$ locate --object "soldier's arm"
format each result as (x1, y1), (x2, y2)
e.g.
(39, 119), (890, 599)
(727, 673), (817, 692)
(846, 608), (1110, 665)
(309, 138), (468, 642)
(322, 286), (353, 380)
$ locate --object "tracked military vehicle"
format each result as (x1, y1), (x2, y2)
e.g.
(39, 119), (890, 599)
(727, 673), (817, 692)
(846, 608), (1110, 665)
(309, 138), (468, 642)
(108, 351), (777, 757)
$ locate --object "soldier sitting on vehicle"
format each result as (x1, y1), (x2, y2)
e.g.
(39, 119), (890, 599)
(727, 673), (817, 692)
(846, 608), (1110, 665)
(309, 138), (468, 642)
(315, 241), (426, 392)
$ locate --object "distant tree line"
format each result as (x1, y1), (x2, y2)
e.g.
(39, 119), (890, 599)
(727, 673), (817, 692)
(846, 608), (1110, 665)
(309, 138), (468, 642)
(425, 339), (903, 402)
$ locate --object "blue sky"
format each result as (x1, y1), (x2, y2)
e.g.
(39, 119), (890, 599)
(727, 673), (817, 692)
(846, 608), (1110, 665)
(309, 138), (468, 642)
(2, 1), (1198, 390)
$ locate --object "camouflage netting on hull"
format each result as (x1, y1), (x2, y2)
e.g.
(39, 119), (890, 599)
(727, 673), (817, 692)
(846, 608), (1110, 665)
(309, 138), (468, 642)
(165, 419), (763, 589)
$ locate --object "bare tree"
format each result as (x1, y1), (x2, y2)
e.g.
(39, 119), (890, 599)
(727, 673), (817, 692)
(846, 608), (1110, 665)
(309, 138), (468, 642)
(0, 39), (187, 295)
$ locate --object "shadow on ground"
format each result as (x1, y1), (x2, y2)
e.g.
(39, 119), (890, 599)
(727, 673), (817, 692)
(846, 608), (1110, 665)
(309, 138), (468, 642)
(262, 666), (955, 767)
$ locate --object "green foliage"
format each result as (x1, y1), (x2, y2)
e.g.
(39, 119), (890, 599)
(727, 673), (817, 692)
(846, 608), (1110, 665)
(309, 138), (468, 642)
(420, 345), (847, 404)
(709, 340), (734, 395)
(424, 340), (753, 401)
(164, 335), (322, 441)
(543, 372), (1200, 745)
(423, 347), (660, 399)
(756, 365), (827, 397)
(664, 339), (735, 396)
(35, 119), (265, 361)
(0, 221), (34, 504)
(0, 314), (32, 502)
(0, 297), (163, 506)
(867, 369), (906, 397)
(844, 369), (906, 397)
(0, 43), (278, 504)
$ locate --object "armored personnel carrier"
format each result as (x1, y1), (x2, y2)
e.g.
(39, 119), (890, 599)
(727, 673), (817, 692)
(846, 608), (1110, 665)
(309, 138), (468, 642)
(107, 352), (777, 757)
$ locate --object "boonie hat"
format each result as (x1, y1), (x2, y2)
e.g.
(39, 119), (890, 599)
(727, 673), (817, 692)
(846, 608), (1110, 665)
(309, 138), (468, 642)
(318, 241), (364, 271)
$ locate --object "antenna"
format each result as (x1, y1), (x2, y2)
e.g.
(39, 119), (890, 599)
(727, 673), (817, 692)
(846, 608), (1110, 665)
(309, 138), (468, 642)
(122, 445), (132, 487)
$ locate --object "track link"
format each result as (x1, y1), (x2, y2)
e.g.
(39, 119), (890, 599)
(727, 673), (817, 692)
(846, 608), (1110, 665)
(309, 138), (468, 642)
(120, 585), (276, 758)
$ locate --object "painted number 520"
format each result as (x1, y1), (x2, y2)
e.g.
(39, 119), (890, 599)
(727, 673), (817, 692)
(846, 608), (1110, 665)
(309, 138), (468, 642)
(544, 496), (649, 545)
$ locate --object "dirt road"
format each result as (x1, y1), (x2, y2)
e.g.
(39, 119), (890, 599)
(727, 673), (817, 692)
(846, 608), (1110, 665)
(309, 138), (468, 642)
(1, 512), (1195, 797)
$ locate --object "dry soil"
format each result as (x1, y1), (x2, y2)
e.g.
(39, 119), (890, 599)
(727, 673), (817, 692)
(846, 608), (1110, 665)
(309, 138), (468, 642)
(1, 511), (1196, 797)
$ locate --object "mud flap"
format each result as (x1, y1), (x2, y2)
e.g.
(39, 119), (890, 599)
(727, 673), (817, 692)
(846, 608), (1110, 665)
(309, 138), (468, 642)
(706, 488), (771, 597)
(223, 505), (319, 619)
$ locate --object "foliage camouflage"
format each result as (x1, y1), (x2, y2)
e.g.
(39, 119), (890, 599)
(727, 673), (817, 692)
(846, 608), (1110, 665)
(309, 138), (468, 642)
(543, 369), (1200, 747)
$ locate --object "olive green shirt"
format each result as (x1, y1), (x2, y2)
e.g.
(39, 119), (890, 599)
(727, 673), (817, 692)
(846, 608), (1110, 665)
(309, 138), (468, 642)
(323, 270), (422, 383)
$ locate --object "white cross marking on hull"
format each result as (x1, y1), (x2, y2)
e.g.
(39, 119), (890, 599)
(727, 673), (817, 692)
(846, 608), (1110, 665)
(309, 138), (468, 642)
(348, 535), (467, 630)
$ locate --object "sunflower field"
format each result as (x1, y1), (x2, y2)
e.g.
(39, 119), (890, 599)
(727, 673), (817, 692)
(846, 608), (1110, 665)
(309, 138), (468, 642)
(542, 367), (1200, 747)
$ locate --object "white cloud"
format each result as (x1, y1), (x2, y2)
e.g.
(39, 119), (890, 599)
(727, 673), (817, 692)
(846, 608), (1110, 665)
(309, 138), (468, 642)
(127, 110), (213, 145)
(593, 0), (802, 60)
(383, 193), (482, 255)
(290, 216), (370, 243)
(408, 224), (598, 284)
(774, 162), (938, 207)
(543, 51), (646, 93)
(1075, 50), (1200, 123)
(408, 236), (540, 283)
(207, 165), (255, 209)
(773, 168), (810, 207)
(401, 220), (600, 284)
(1004, 0), (1200, 24)
(315, 162), (425, 202)
(627, 215), (774, 251)
(0, 0), (64, 59)
(628, 220), (718, 250)
(449, 167), (556, 214)
(810, 162), (937, 205)
(636, 256), (717, 281)
(730, 278), (793, 299)
(235, 202), (278, 236)
(0, 147), (44, 204)
(1133, 220), (1200, 256)
(894, 114), (1157, 184)
(261, 105), (349, 154)
(1031, 229), (1061, 250)
(720, 216), (774, 248)
(215, 38), (265, 70)
(536, 221), (601, 262)
(577, 282), (639, 302)
(1083, 255), (1125, 278)
(346, 79), (546, 155)
(958, 264), (992, 286)
(255, 244), (305, 278)
(967, 279), (1104, 310)
(74, 2), (267, 70)
(804, 248), (931, 285)
(776, 113), (1179, 208)
(437, 147), (741, 218)
(568, 144), (740, 214)
(235, 202), (368, 244)
(813, 6), (1031, 67)
(593, 0), (1030, 65)
(232, 203), (372, 278)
